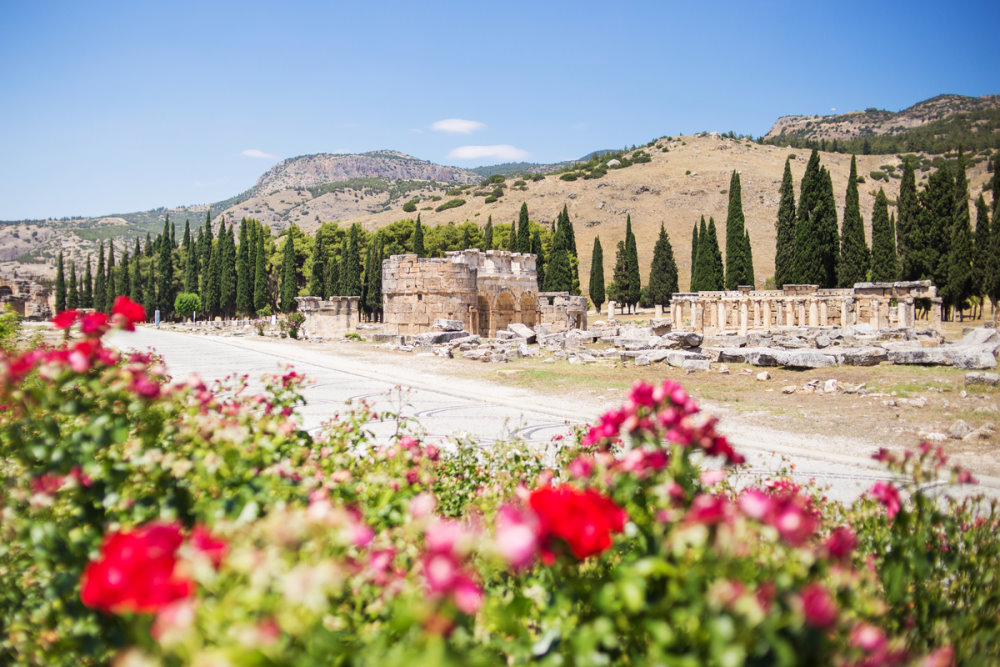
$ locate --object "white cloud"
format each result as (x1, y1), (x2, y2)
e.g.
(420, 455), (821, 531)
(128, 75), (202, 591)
(241, 148), (277, 159)
(432, 118), (486, 134)
(447, 145), (529, 161)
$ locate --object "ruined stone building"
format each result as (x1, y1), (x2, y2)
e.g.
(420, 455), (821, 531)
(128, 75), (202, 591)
(669, 281), (941, 335)
(381, 250), (587, 336)
(0, 277), (52, 320)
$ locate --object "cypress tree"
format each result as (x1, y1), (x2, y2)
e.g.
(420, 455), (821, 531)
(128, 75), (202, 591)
(612, 240), (628, 309)
(132, 251), (143, 305)
(326, 240), (341, 298)
(236, 221), (252, 313)
(545, 248), (572, 296)
(280, 232), (298, 312)
(774, 158), (797, 288)
(516, 203), (531, 253)
(531, 229), (545, 290)
(564, 207), (581, 295)
(170, 219), (177, 249)
(989, 177), (1000, 318)
(839, 155), (869, 287)
(184, 235), (198, 294)
(973, 195), (990, 312)
(364, 233), (384, 321)
(83, 256), (93, 308)
(897, 159), (921, 280)
(216, 221), (236, 316)
(143, 256), (156, 317)
(413, 215), (425, 257)
(203, 235), (219, 317)
(590, 236), (605, 312)
(690, 221), (699, 289)
(182, 219), (191, 252)
(55, 252), (67, 312)
(200, 214), (214, 295)
(341, 224), (362, 296)
(648, 224), (679, 306)
(253, 228), (267, 312)
(624, 215), (641, 312)
(68, 262), (78, 309)
(157, 220), (175, 318)
(145, 232), (153, 257)
(743, 230), (755, 289)
(308, 228), (326, 298)
(107, 241), (117, 299)
(94, 241), (106, 313)
(920, 165), (955, 295)
(791, 150), (823, 284)
(483, 216), (493, 250)
(691, 216), (708, 291)
(506, 222), (517, 251)
(724, 171), (747, 289)
(945, 151), (974, 319)
(870, 189), (898, 282)
(816, 169), (840, 288)
(702, 218), (724, 291)
(120, 249), (131, 300)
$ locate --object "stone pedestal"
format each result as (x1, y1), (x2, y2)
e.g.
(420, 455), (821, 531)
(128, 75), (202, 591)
(608, 301), (616, 321)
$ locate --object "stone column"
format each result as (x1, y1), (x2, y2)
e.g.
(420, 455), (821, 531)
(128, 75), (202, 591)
(870, 299), (880, 330)
(787, 300), (796, 327)
(930, 298), (943, 331)
(797, 300), (806, 327)
(689, 299), (698, 329)
(694, 301), (704, 332)
(841, 299), (850, 327)
(654, 304), (663, 319)
(753, 300), (761, 328)
(608, 301), (616, 320)
(763, 300), (771, 330)
(718, 301), (726, 331)
(739, 299), (749, 336)
(897, 300), (907, 328)
(905, 298), (915, 329)
(809, 299), (819, 327)
(819, 300), (828, 327)
(878, 299), (890, 330)
(670, 302), (679, 325)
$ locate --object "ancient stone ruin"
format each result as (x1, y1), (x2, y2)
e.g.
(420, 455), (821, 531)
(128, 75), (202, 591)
(295, 296), (359, 339)
(0, 276), (52, 320)
(668, 281), (941, 335)
(381, 250), (586, 337)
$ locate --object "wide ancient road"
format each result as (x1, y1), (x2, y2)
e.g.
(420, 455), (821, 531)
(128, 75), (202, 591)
(107, 327), (999, 503)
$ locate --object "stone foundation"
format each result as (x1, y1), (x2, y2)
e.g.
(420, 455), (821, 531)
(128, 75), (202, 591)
(669, 281), (940, 335)
(0, 277), (52, 320)
(539, 291), (588, 332)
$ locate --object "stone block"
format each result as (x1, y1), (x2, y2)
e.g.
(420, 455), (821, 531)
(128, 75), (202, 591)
(507, 323), (537, 343)
(965, 371), (1000, 387)
(432, 318), (465, 331)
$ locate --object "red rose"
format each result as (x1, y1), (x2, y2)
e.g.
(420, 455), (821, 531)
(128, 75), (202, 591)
(529, 484), (627, 562)
(80, 312), (110, 337)
(799, 582), (838, 629)
(111, 296), (146, 328)
(52, 310), (80, 329)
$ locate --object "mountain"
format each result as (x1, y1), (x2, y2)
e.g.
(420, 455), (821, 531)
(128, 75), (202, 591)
(764, 94), (1000, 154)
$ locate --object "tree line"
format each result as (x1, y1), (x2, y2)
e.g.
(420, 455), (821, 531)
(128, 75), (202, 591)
(771, 149), (1000, 321)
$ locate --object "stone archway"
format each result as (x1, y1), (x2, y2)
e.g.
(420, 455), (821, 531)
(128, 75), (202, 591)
(519, 292), (538, 327)
(494, 290), (516, 333)
(477, 294), (491, 337)
(0, 285), (13, 299)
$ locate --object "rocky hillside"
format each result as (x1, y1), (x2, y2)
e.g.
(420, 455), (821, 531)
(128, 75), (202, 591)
(252, 151), (479, 193)
(764, 94), (1000, 149)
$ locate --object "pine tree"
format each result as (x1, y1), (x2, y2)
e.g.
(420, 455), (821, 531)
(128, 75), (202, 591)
(973, 195), (990, 312)
(200, 213), (214, 295)
(743, 230), (755, 289)
(839, 155), (869, 287)
(724, 171), (748, 289)
(945, 150), (974, 319)
(219, 222), (237, 316)
(774, 158), (797, 288)
(235, 221), (252, 314)
(184, 234), (198, 294)
(590, 236), (605, 312)
(531, 229), (545, 290)
(691, 217), (708, 291)
(816, 169), (840, 288)
(157, 219), (175, 318)
(308, 228), (326, 298)
(106, 241), (117, 300)
(413, 215), (425, 257)
(94, 241), (106, 313)
(280, 232), (298, 312)
(897, 159), (921, 280)
(544, 217), (571, 293)
(516, 203), (531, 253)
(791, 150), (823, 284)
(145, 232), (153, 257)
(648, 224), (679, 306)
(83, 256), (93, 308)
(170, 218), (177, 249)
(920, 165), (955, 296)
(182, 219), (191, 253)
(68, 262), (79, 309)
(54, 252), (67, 312)
(253, 228), (268, 312)
(483, 216), (493, 250)
(690, 222), (699, 289)
(870, 189), (898, 282)
(556, 205), (580, 294)
(203, 234), (219, 317)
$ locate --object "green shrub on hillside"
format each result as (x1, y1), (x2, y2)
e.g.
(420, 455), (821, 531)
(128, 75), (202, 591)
(435, 198), (466, 212)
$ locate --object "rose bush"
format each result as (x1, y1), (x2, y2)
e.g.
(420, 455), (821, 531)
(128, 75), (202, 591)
(0, 301), (998, 665)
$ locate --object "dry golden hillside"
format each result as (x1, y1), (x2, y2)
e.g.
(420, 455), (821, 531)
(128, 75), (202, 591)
(324, 134), (993, 294)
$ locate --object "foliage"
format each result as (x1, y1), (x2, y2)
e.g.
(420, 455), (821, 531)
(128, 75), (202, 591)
(839, 156), (870, 287)
(647, 223), (678, 306)
(870, 190), (898, 282)
(0, 305), (22, 352)
(589, 236), (605, 312)
(173, 292), (201, 320)
(623, 215), (641, 312)
(279, 231), (298, 312)
(279, 312), (306, 339)
(774, 158), (797, 289)
(434, 198), (466, 213)
(724, 171), (749, 289)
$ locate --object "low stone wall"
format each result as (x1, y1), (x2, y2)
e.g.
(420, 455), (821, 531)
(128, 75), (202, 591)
(539, 292), (588, 333)
(296, 296), (359, 338)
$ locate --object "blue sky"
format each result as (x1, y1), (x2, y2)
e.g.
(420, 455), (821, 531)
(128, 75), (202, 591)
(1, 0), (997, 220)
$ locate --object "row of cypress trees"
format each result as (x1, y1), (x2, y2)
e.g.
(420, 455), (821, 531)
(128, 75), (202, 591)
(687, 171), (755, 292)
(587, 216), (679, 314)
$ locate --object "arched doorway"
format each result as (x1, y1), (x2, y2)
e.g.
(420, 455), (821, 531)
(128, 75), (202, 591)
(0, 285), (13, 299)
(477, 294), (491, 337)
(494, 291), (516, 333)
(519, 293), (538, 327)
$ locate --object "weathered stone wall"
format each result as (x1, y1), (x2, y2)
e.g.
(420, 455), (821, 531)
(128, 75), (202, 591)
(669, 281), (941, 334)
(296, 296), (359, 338)
(539, 292), (588, 332)
(0, 277), (52, 320)
(382, 254), (479, 334)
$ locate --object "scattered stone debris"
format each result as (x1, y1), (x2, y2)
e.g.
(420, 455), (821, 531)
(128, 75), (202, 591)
(966, 371), (1000, 387)
(756, 371), (770, 381)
